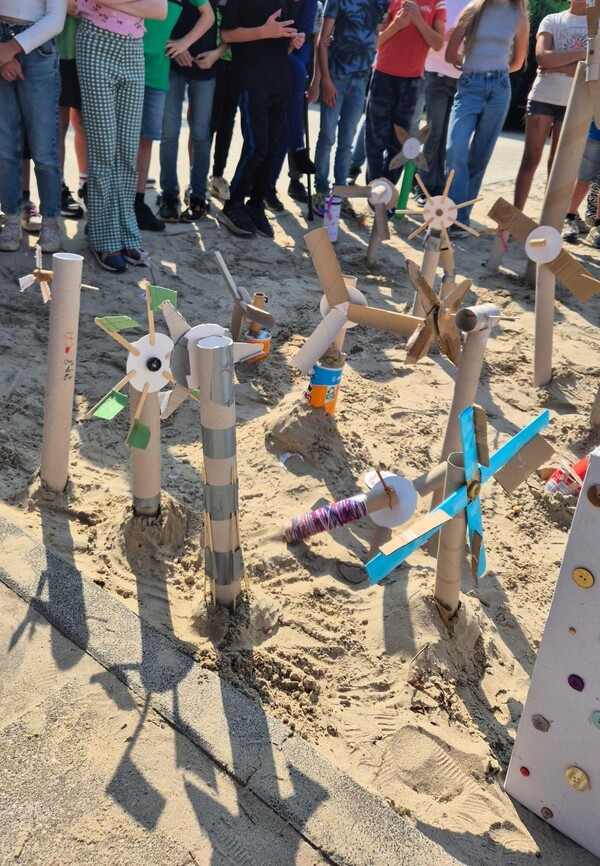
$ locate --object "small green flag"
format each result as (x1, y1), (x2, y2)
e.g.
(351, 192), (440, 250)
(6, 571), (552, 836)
(97, 315), (141, 333)
(127, 420), (151, 450)
(92, 390), (128, 420)
(148, 284), (177, 311)
(190, 389), (200, 401)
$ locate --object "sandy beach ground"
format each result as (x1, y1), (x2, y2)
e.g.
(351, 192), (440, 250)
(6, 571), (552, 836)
(1, 113), (600, 865)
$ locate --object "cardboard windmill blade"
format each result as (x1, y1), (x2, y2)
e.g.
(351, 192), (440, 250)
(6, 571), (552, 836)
(405, 260), (470, 366)
(293, 227), (422, 376)
(19, 244), (53, 303)
(390, 123), (432, 222)
(504, 447), (600, 859)
(365, 407), (553, 586)
(332, 177), (398, 263)
(214, 251), (275, 359)
(488, 198), (600, 303)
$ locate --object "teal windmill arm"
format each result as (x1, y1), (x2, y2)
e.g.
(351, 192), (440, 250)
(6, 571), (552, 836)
(484, 410), (550, 482)
(459, 407), (487, 579)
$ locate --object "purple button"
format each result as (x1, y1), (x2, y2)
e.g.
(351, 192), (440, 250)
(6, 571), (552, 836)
(568, 675), (585, 692)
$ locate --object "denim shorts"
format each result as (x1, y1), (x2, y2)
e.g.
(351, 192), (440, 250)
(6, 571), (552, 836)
(140, 85), (167, 140)
(578, 136), (600, 183)
(526, 99), (566, 122)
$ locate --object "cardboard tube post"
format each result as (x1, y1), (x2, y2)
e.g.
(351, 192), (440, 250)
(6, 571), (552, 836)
(130, 387), (161, 516)
(591, 384), (600, 427)
(434, 452), (467, 619)
(433, 304), (499, 506)
(40, 252), (84, 493)
(413, 230), (442, 316)
(189, 333), (243, 608)
(439, 244), (456, 299)
(534, 264), (556, 387)
(487, 231), (508, 270)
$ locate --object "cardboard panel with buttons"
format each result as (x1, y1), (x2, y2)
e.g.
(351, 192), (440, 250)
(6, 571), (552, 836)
(505, 446), (600, 857)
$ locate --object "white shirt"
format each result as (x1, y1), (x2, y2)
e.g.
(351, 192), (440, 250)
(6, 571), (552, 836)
(425, 0), (468, 79)
(0, 0), (67, 53)
(528, 10), (587, 107)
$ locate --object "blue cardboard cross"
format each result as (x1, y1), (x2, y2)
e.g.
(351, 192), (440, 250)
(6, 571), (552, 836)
(366, 408), (550, 586)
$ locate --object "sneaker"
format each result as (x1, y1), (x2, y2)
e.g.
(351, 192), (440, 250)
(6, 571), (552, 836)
(21, 199), (42, 232)
(586, 225), (600, 248)
(146, 177), (156, 189)
(158, 193), (180, 222)
(91, 249), (128, 273)
(413, 190), (427, 207)
(39, 217), (62, 252)
(447, 224), (469, 239)
(61, 185), (84, 219)
(78, 182), (88, 210)
(347, 166), (360, 184)
(209, 175), (231, 201)
(135, 200), (165, 232)
(293, 147), (315, 175)
(562, 215), (582, 242)
(0, 214), (22, 251)
(180, 196), (210, 222)
(122, 247), (147, 265)
(264, 188), (284, 213)
(586, 181), (599, 226)
(245, 202), (274, 238)
(218, 200), (256, 236)
(340, 199), (359, 220)
(312, 192), (328, 216)
(183, 185), (191, 206)
(288, 178), (308, 203)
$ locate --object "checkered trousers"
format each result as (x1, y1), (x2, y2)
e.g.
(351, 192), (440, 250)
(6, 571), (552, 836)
(77, 19), (144, 253)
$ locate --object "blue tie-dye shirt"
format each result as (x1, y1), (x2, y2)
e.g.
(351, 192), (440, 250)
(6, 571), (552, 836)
(324, 0), (389, 76)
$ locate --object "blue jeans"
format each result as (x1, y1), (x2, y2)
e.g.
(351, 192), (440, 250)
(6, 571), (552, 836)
(270, 52), (309, 187)
(351, 116), (366, 173)
(314, 71), (369, 193)
(160, 72), (216, 200)
(418, 72), (458, 196)
(446, 70), (511, 224)
(0, 22), (60, 216)
(365, 70), (423, 185)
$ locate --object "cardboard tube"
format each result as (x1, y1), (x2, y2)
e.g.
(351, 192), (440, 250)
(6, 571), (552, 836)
(130, 388), (161, 516)
(248, 293), (266, 337)
(533, 264), (556, 387)
(439, 244), (456, 300)
(433, 304), (499, 507)
(434, 452), (467, 618)
(526, 62), (590, 283)
(413, 461), (447, 497)
(40, 253), (84, 493)
(591, 383), (600, 427)
(413, 230), (441, 316)
(486, 231), (508, 271)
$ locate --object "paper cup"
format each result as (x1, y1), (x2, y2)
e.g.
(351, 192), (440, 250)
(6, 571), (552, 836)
(323, 197), (342, 243)
(306, 362), (344, 415)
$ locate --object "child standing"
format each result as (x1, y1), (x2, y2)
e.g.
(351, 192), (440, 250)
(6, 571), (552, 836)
(76, 0), (166, 272)
(445, 0), (529, 231)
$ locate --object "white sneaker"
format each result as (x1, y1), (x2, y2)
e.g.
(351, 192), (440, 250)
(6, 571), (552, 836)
(562, 216), (581, 242)
(0, 214), (22, 252)
(39, 217), (62, 253)
(209, 175), (230, 201)
(21, 199), (42, 232)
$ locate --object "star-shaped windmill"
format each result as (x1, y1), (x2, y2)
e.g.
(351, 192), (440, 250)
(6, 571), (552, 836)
(398, 170), (481, 245)
(405, 260), (470, 366)
(389, 122), (431, 173)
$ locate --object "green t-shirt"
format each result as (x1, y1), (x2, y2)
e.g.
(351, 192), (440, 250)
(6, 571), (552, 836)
(57, 15), (79, 61)
(144, 0), (205, 91)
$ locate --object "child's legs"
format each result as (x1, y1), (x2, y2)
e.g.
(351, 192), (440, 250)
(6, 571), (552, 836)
(514, 105), (554, 211)
(249, 93), (285, 206)
(420, 73), (457, 196)
(365, 70), (394, 184)
(230, 90), (270, 203)
(314, 86), (345, 194)
(385, 76), (421, 184)
(335, 72), (368, 187)
(288, 53), (308, 151)
(18, 40), (61, 217)
(0, 41), (24, 215)
(114, 40), (144, 249)
(78, 22), (121, 251)
(138, 86), (166, 193)
(211, 60), (238, 178)
(446, 74), (485, 223)
(466, 72), (510, 211)
(188, 76), (216, 200)
(160, 72), (186, 196)
(569, 136), (600, 213)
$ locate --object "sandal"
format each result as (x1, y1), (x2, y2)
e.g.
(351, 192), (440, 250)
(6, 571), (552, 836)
(91, 248), (128, 273)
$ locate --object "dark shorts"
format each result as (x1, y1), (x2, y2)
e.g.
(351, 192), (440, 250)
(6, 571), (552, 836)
(59, 58), (82, 111)
(525, 99), (566, 122)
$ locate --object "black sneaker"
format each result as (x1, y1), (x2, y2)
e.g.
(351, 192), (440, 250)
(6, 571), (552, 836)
(245, 202), (274, 238)
(264, 188), (284, 213)
(61, 185), (83, 219)
(288, 178), (308, 203)
(347, 166), (360, 184)
(78, 182), (88, 209)
(292, 147), (315, 175)
(218, 200), (256, 236)
(158, 193), (179, 222)
(180, 196), (210, 222)
(135, 200), (165, 232)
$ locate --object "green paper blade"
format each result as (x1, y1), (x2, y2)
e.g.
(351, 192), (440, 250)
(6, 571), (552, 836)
(92, 389), (129, 420)
(148, 285), (177, 311)
(98, 315), (141, 333)
(127, 419), (151, 450)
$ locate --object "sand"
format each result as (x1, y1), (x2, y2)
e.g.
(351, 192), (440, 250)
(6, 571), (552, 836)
(1, 156), (600, 865)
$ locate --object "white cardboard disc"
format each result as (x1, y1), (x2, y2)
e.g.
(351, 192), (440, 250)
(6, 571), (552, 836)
(422, 194), (458, 230)
(320, 285), (367, 329)
(525, 226), (562, 264)
(368, 178), (395, 206)
(403, 137), (421, 160)
(126, 332), (174, 392)
(368, 475), (418, 529)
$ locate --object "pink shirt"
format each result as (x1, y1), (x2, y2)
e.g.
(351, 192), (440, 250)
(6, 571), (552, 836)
(77, 0), (143, 37)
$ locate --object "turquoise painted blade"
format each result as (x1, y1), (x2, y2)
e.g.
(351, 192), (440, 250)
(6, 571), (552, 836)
(365, 410), (550, 586)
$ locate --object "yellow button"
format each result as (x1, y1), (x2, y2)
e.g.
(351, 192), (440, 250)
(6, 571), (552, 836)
(565, 767), (590, 791)
(573, 568), (595, 589)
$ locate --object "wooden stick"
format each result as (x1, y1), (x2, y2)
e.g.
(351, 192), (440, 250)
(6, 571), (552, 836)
(529, 238), (547, 247)
(95, 319), (141, 356)
(414, 173), (433, 202)
(441, 170), (454, 204)
(453, 220), (480, 237)
(162, 371), (177, 384)
(454, 196), (483, 210)
(131, 382), (149, 425)
(83, 370), (136, 420)
(408, 218), (433, 241)
(145, 284), (155, 346)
